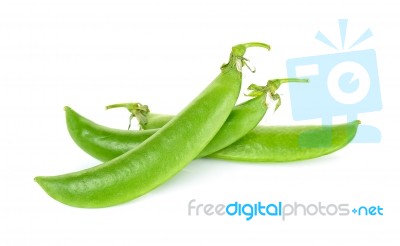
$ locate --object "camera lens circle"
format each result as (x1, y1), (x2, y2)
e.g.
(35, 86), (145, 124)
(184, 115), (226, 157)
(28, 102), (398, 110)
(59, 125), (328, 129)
(327, 61), (370, 104)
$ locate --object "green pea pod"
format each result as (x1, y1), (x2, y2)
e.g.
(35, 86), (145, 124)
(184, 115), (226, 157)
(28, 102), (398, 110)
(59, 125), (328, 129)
(66, 107), (359, 163)
(65, 108), (157, 162)
(104, 78), (307, 158)
(209, 121), (360, 162)
(35, 42), (270, 208)
(143, 113), (360, 162)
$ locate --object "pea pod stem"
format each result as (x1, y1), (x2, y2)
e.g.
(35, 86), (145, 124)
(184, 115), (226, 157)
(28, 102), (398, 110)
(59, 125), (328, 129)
(105, 102), (149, 130)
(232, 42), (271, 56)
(226, 42), (271, 72)
(246, 78), (308, 111)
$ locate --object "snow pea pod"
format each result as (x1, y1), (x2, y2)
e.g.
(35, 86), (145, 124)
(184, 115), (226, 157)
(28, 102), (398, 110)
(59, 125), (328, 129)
(145, 115), (360, 162)
(105, 78), (307, 158)
(65, 107), (157, 162)
(66, 109), (359, 163)
(209, 120), (360, 162)
(35, 42), (270, 208)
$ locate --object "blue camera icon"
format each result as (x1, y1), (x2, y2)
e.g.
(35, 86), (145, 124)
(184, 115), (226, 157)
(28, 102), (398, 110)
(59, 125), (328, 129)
(287, 49), (382, 143)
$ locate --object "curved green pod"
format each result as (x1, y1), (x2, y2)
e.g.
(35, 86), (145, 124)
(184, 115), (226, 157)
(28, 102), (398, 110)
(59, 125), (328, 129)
(35, 42), (271, 208)
(105, 78), (307, 158)
(66, 106), (359, 163)
(66, 93), (267, 162)
(209, 121), (360, 162)
(145, 115), (360, 162)
(67, 77), (307, 161)
(65, 107), (157, 162)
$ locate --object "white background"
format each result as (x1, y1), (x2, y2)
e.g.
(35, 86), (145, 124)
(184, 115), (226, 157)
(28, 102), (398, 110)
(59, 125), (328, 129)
(1, 0), (399, 245)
